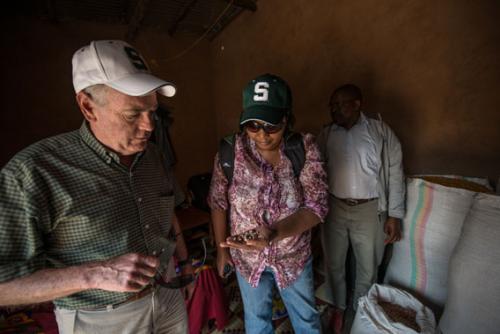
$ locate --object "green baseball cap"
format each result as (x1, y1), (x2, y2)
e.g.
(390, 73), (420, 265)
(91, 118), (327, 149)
(240, 73), (292, 126)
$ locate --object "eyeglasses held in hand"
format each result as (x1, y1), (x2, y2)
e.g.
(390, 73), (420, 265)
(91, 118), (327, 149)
(153, 238), (207, 289)
(244, 121), (285, 134)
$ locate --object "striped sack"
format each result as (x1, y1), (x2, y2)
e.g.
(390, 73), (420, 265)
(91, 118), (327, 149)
(384, 177), (475, 315)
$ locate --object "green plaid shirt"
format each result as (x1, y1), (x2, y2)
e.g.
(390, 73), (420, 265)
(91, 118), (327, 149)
(0, 123), (180, 309)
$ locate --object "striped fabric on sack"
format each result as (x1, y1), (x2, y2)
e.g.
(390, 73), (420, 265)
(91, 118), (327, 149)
(385, 178), (475, 315)
(409, 183), (434, 293)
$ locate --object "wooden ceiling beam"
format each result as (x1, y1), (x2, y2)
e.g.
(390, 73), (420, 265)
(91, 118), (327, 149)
(126, 0), (151, 42)
(168, 0), (198, 36)
(224, 0), (257, 12)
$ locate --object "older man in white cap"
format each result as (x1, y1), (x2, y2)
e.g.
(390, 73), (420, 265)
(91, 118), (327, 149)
(0, 40), (191, 334)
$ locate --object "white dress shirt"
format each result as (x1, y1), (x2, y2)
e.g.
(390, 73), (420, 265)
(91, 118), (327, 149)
(326, 112), (382, 199)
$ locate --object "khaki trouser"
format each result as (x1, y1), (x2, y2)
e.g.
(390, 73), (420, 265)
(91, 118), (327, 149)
(321, 195), (386, 310)
(54, 287), (188, 334)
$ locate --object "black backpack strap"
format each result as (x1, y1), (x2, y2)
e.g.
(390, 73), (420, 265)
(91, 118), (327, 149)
(284, 132), (305, 178)
(218, 134), (236, 185)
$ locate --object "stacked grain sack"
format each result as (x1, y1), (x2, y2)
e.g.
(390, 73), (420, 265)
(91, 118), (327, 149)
(439, 193), (500, 334)
(384, 176), (492, 316)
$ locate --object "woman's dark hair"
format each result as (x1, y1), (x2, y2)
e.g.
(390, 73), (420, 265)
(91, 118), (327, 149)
(285, 112), (295, 132)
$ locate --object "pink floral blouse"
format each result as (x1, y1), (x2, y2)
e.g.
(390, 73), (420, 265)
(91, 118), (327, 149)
(208, 132), (328, 289)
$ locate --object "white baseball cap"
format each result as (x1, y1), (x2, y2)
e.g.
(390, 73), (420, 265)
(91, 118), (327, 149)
(72, 40), (176, 97)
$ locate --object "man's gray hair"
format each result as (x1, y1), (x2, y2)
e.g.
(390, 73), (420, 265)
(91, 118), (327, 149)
(83, 84), (109, 106)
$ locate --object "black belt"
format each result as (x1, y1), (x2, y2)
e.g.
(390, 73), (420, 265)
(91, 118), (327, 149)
(334, 196), (377, 206)
(80, 285), (155, 311)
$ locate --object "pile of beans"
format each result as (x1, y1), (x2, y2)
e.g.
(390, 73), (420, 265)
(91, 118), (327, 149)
(379, 300), (421, 332)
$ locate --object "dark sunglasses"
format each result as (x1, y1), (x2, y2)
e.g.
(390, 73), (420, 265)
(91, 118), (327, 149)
(244, 121), (285, 134)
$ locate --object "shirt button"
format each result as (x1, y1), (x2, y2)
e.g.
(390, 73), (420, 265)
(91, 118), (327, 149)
(152, 250), (157, 256)
(137, 197), (142, 203)
(145, 224), (150, 229)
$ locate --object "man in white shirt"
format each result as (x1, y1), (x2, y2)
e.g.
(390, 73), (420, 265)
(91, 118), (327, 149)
(317, 84), (405, 334)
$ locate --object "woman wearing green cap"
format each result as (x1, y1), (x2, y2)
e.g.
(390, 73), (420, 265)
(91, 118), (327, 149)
(208, 74), (328, 333)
